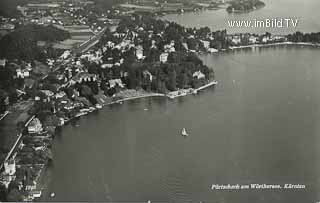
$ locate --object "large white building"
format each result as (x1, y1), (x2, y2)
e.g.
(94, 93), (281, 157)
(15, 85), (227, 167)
(136, 45), (144, 60)
(28, 118), (43, 134)
(4, 159), (16, 176)
(193, 71), (206, 80)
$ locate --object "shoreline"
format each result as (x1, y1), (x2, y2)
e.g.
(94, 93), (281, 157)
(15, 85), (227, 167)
(33, 81), (218, 200)
(195, 41), (320, 55)
(229, 42), (320, 50)
(2, 38), (319, 201)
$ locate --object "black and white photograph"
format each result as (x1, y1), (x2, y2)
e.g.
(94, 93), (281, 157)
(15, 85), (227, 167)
(0, 0), (319, 202)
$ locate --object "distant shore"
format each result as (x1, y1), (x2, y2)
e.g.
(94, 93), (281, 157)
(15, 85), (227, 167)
(229, 42), (320, 50)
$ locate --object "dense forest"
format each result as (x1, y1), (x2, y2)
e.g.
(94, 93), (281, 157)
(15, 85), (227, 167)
(227, 0), (265, 13)
(94, 15), (215, 95)
(0, 25), (70, 61)
(287, 32), (320, 43)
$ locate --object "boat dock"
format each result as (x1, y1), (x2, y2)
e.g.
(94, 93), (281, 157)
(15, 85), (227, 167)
(166, 80), (218, 99)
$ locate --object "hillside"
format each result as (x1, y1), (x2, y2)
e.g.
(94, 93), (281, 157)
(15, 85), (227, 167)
(0, 25), (70, 61)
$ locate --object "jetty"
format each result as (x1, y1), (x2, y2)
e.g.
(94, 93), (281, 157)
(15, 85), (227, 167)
(167, 80), (218, 99)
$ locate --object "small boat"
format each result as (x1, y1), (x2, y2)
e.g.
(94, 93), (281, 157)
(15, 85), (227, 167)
(181, 128), (188, 136)
(50, 192), (55, 198)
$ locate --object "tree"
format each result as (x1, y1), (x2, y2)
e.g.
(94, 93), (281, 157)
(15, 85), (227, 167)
(0, 183), (7, 202)
(167, 66), (177, 91)
(8, 180), (20, 192)
(0, 96), (6, 114)
(6, 189), (23, 202)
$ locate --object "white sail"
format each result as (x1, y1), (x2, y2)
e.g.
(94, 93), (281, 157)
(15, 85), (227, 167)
(181, 128), (188, 136)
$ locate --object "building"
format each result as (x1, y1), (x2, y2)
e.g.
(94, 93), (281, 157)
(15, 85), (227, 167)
(249, 36), (258, 44)
(0, 59), (6, 67)
(136, 45), (144, 60)
(70, 72), (97, 85)
(40, 90), (54, 98)
(159, 52), (169, 63)
(28, 118), (43, 134)
(16, 69), (30, 78)
(55, 91), (66, 99)
(201, 40), (210, 50)
(101, 63), (113, 69)
(0, 158), (16, 188)
(61, 50), (71, 59)
(164, 41), (176, 53)
(0, 174), (14, 188)
(109, 79), (124, 88)
(143, 70), (153, 81)
(231, 36), (241, 45)
(4, 159), (16, 176)
(0, 23), (15, 31)
(29, 190), (42, 199)
(193, 71), (206, 80)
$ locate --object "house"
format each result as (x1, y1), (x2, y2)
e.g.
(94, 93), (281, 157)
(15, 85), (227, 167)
(28, 118), (43, 134)
(40, 90), (54, 98)
(164, 41), (176, 53)
(193, 71), (206, 80)
(182, 43), (188, 50)
(106, 41), (115, 48)
(136, 45), (144, 60)
(208, 48), (218, 53)
(70, 73), (97, 85)
(55, 91), (66, 99)
(63, 103), (75, 110)
(58, 117), (65, 126)
(0, 59), (6, 67)
(159, 52), (169, 63)
(231, 36), (241, 45)
(61, 50), (71, 59)
(201, 40), (210, 49)
(29, 191), (42, 199)
(249, 36), (258, 44)
(4, 158), (16, 176)
(47, 59), (54, 66)
(0, 174), (15, 188)
(143, 70), (153, 81)
(261, 35), (272, 43)
(25, 179), (36, 191)
(101, 63), (113, 69)
(109, 79), (124, 88)
(16, 68), (30, 78)
(0, 23), (15, 30)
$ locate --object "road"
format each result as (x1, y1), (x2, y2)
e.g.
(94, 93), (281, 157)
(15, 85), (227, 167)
(0, 111), (9, 121)
(74, 27), (108, 54)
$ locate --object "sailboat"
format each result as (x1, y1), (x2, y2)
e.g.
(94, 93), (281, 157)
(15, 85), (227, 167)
(181, 128), (188, 136)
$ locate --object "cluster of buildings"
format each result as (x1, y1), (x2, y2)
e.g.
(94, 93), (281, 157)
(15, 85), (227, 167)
(228, 33), (287, 46)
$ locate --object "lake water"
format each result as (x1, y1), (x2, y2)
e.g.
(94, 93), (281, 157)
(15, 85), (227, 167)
(41, 0), (320, 202)
(41, 45), (320, 203)
(161, 0), (320, 34)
